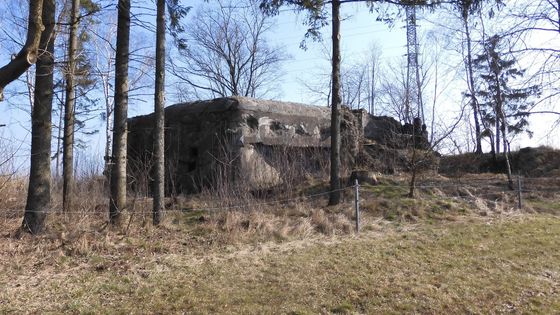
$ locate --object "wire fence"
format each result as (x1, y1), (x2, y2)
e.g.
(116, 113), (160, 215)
(1, 176), (559, 230)
(0, 185), (356, 215)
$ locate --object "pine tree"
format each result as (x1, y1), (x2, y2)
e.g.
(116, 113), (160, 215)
(22, 0), (56, 234)
(473, 35), (540, 151)
(110, 0), (131, 225)
(153, 0), (166, 225)
(62, 0), (80, 213)
(473, 34), (540, 187)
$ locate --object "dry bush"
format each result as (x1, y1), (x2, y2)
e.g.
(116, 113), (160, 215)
(255, 145), (331, 196)
(197, 203), (355, 245)
(0, 139), (28, 216)
(0, 176), (27, 214)
(127, 149), (154, 198)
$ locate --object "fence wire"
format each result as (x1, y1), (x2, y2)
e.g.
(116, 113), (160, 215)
(1, 176), (559, 218)
(0, 185), (355, 216)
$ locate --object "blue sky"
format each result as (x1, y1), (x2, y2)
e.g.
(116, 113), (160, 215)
(0, 0), (558, 174)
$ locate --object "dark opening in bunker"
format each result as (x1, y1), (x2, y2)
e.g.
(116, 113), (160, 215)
(187, 147), (198, 172)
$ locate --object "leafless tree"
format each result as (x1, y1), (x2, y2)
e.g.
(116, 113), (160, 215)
(89, 9), (154, 178)
(90, 19), (117, 176)
(171, 0), (287, 99)
(504, 0), (560, 128)
(301, 43), (382, 112)
(378, 58), (411, 122)
(451, 0), (490, 154)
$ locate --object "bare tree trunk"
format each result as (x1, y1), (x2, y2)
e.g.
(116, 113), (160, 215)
(329, 0), (342, 206)
(55, 88), (64, 179)
(498, 108), (513, 189)
(102, 68), (114, 179)
(152, 0), (166, 225)
(22, 0), (55, 234)
(109, 0), (131, 225)
(103, 107), (112, 177)
(495, 118), (500, 153)
(492, 63), (513, 188)
(464, 19), (483, 154)
(0, 1), (45, 101)
(408, 144), (418, 198)
(370, 61), (376, 115)
(62, 0), (80, 213)
(489, 134), (497, 161)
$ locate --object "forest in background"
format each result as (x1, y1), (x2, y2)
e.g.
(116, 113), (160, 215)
(0, 0), (558, 233)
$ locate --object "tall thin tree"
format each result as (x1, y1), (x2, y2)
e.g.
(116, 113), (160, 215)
(329, 0), (342, 205)
(153, 0), (166, 225)
(22, 0), (55, 234)
(456, 0), (484, 154)
(109, 0), (131, 225)
(452, 0), (503, 154)
(63, 0), (80, 213)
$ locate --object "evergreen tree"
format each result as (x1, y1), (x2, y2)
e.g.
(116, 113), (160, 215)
(473, 34), (540, 188)
(473, 34), (540, 154)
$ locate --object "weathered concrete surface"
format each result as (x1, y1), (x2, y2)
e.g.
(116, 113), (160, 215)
(128, 96), (432, 194)
(128, 97), (340, 193)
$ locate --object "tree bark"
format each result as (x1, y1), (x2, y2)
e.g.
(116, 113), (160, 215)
(494, 75), (514, 189)
(102, 67), (114, 179)
(463, 17), (483, 154)
(500, 112), (513, 189)
(329, 0), (342, 206)
(0, 0), (45, 101)
(495, 117), (500, 153)
(22, 0), (55, 234)
(109, 0), (131, 225)
(152, 0), (166, 225)
(103, 106), (112, 178)
(408, 144), (418, 198)
(55, 89), (64, 178)
(63, 0), (80, 213)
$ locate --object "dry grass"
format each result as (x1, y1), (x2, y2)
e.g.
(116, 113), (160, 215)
(0, 214), (558, 314)
(0, 174), (559, 313)
(0, 176), (27, 214)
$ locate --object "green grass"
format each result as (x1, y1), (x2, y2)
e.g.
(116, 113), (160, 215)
(1, 215), (559, 314)
(528, 199), (560, 213)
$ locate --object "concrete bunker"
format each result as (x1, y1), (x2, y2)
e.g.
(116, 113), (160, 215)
(128, 97), (339, 194)
(127, 96), (430, 195)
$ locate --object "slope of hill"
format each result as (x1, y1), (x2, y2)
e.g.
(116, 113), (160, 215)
(439, 146), (560, 177)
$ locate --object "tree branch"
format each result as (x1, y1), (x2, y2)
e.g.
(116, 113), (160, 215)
(0, 0), (45, 101)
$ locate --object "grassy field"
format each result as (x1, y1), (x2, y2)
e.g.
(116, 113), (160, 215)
(1, 173), (559, 314)
(1, 213), (559, 314)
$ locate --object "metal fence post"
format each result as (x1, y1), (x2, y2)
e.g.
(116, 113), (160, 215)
(517, 174), (523, 209)
(354, 179), (360, 233)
